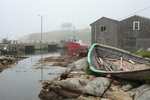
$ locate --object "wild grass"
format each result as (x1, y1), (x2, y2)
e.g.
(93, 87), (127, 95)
(85, 65), (93, 75)
(144, 75), (150, 84)
(121, 80), (141, 88)
(136, 51), (150, 59)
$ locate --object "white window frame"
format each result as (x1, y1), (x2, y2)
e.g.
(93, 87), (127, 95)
(133, 21), (140, 30)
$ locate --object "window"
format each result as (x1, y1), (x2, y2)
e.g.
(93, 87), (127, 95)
(133, 21), (140, 30)
(101, 26), (106, 32)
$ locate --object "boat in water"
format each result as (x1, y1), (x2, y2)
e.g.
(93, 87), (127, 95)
(88, 43), (150, 82)
(67, 35), (88, 50)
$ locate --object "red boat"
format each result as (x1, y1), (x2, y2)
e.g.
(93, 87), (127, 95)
(67, 49), (82, 56)
(67, 36), (88, 50)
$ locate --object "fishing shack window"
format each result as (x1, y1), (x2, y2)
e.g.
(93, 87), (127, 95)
(133, 21), (140, 30)
(101, 26), (106, 32)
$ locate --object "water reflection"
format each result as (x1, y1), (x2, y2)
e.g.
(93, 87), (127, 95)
(0, 48), (68, 100)
(67, 49), (83, 56)
(0, 48), (86, 100)
(22, 48), (68, 56)
(24, 48), (83, 56)
(3, 48), (84, 57)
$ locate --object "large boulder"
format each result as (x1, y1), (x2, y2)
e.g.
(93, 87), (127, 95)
(43, 78), (90, 99)
(58, 78), (90, 93)
(60, 58), (88, 80)
(71, 58), (88, 71)
(82, 77), (111, 97)
(134, 84), (150, 100)
(49, 84), (80, 99)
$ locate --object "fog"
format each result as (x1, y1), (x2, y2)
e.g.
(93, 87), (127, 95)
(0, 0), (150, 40)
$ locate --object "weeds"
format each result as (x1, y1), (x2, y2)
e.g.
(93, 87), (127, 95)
(121, 80), (141, 88)
(85, 65), (93, 75)
(144, 75), (150, 84)
(136, 51), (150, 59)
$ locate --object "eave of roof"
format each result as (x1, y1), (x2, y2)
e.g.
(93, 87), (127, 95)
(90, 16), (118, 26)
(90, 15), (150, 26)
(119, 15), (150, 21)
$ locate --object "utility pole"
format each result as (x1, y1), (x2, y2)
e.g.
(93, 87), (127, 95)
(38, 14), (45, 80)
(38, 15), (45, 50)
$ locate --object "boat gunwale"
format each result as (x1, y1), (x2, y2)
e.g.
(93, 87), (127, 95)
(90, 66), (150, 74)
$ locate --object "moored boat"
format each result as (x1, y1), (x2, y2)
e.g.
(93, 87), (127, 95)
(88, 43), (150, 82)
(67, 35), (88, 50)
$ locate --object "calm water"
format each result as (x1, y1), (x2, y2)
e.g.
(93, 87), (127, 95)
(0, 49), (68, 100)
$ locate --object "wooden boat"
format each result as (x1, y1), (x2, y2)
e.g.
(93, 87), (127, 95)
(88, 43), (150, 82)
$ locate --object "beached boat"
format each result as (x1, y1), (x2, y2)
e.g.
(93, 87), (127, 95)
(67, 35), (88, 50)
(88, 43), (150, 82)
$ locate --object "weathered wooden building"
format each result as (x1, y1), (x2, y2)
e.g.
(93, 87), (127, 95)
(90, 15), (150, 51)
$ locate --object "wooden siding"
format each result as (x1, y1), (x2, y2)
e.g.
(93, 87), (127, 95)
(117, 15), (150, 51)
(91, 15), (150, 51)
(90, 17), (118, 47)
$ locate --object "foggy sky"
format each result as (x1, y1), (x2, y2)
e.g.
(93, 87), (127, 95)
(0, 0), (150, 40)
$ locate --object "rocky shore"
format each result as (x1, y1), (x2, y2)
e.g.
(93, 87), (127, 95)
(0, 55), (28, 72)
(38, 56), (150, 100)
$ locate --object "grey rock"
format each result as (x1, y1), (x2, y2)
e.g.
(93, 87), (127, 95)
(122, 84), (132, 91)
(135, 84), (150, 100)
(58, 78), (89, 90)
(77, 95), (100, 100)
(82, 77), (110, 97)
(60, 58), (88, 80)
(71, 58), (88, 71)
(49, 84), (80, 98)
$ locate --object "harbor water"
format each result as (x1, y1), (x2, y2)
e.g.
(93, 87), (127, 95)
(0, 49), (68, 100)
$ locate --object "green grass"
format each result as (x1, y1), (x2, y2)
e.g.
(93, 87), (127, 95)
(121, 80), (141, 88)
(144, 75), (150, 84)
(85, 65), (93, 75)
(136, 51), (150, 59)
